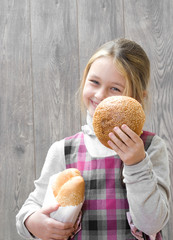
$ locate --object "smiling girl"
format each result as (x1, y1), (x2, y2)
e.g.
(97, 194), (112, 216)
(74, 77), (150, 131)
(16, 38), (170, 240)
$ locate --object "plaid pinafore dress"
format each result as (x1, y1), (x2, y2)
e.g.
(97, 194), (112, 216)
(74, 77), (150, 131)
(64, 131), (155, 240)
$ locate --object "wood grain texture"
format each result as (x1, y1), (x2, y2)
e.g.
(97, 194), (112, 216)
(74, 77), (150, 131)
(30, 0), (80, 177)
(0, 0), (172, 239)
(124, 0), (173, 239)
(0, 0), (35, 239)
(77, 0), (124, 76)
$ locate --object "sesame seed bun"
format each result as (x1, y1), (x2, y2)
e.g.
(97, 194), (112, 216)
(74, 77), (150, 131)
(93, 96), (145, 149)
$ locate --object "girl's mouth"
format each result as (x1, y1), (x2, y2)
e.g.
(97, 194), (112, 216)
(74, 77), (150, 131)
(90, 99), (100, 109)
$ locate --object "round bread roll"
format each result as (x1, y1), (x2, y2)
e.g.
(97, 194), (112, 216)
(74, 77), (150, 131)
(93, 96), (145, 149)
(52, 168), (85, 207)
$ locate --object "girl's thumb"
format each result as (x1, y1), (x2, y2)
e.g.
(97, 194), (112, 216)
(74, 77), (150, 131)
(41, 203), (59, 216)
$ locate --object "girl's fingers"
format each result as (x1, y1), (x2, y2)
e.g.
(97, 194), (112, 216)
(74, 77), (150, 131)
(112, 125), (140, 146)
(51, 231), (72, 239)
(52, 227), (74, 236)
(51, 222), (74, 237)
(43, 218), (74, 239)
(108, 132), (125, 151)
(41, 203), (60, 216)
(108, 125), (145, 165)
(52, 221), (74, 230)
(121, 124), (139, 143)
(108, 126), (133, 152)
(51, 230), (73, 240)
(107, 140), (119, 154)
(113, 126), (134, 147)
(108, 135), (125, 155)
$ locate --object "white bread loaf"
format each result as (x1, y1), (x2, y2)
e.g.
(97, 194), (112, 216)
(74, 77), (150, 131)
(52, 168), (85, 207)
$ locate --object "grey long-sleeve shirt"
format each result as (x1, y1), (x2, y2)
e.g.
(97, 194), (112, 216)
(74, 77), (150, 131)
(16, 113), (170, 238)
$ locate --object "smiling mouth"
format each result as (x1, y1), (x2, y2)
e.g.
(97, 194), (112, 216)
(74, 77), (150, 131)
(91, 99), (100, 108)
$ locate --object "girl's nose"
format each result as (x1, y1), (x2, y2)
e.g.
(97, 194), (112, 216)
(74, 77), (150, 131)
(95, 88), (107, 101)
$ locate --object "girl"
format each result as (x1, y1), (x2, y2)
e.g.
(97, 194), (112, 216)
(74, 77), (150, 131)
(16, 38), (170, 240)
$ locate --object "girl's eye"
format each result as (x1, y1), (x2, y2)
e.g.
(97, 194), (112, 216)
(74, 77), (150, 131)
(90, 80), (99, 85)
(111, 87), (121, 92)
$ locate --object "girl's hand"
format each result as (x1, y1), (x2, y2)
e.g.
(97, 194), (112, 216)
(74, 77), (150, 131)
(25, 203), (74, 240)
(108, 124), (146, 165)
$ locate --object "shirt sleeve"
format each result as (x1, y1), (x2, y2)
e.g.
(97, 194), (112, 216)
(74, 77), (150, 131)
(16, 139), (66, 239)
(123, 135), (170, 236)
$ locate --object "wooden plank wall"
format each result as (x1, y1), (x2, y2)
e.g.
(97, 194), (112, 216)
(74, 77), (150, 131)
(0, 0), (172, 239)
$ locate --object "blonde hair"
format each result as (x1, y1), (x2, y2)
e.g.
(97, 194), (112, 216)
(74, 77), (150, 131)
(80, 38), (150, 112)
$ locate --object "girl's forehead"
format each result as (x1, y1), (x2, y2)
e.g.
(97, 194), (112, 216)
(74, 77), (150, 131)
(88, 57), (126, 83)
(88, 57), (114, 74)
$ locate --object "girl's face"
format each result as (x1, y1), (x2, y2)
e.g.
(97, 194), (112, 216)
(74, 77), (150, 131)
(83, 57), (126, 117)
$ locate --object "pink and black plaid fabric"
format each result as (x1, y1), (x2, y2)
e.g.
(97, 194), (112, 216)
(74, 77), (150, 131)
(64, 131), (155, 240)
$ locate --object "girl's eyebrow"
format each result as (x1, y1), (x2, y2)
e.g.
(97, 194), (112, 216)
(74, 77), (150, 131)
(88, 73), (101, 79)
(111, 82), (125, 88)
